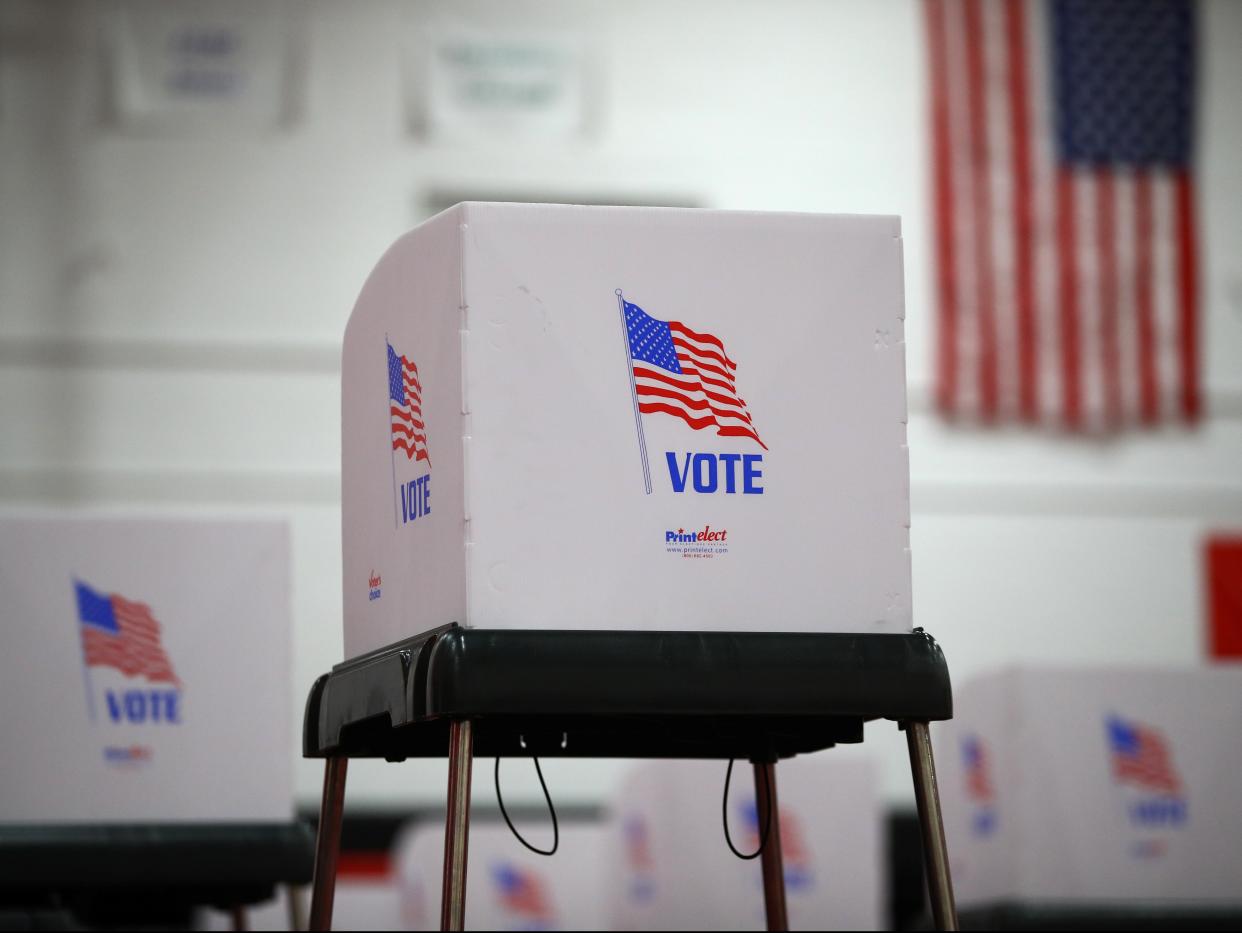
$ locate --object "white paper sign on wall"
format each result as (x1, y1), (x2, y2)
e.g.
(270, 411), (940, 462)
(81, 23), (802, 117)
(108, 0), (301, 132)
(417, 29), (590, 141)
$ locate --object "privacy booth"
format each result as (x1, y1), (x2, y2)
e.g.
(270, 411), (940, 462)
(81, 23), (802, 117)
(303, 203), (957, 931)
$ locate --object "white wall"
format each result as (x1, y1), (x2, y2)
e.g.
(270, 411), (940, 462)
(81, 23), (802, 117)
(2, 0), (1240, 810)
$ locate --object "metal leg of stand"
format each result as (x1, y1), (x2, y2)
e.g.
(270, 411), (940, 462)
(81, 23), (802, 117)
(440, 720), (475, 932)
(229, 905), (248, 931)
(753, 760), (789, 932)
(309, 757), (348, 932)
(286, 884), (307, 932)
(906, 721), (959, 931)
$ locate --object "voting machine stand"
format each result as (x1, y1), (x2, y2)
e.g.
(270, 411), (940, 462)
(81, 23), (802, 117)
(302, 623), (958, 932)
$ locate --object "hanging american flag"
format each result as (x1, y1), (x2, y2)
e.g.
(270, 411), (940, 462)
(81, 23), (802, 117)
(491, 864), (553, 920)
(621, 296), (766, 449)
(926, 0), (1199, 429)
(1107, 715), (1182, 794)
(75, 580), (179, 685)
(388, 341), (430, 466)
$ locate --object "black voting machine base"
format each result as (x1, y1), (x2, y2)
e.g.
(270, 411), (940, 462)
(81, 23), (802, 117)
(303, 624), (959, 932)
(0, 822), (314, 930)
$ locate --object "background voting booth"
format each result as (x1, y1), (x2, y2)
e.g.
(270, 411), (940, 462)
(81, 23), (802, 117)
(604, 758), (883, 931)
(0, 517), (312, 929)
(397, 753), (883, 933)
(936, 667), (1242, 926)
(397, 823), (608, 932)
(305, 203), (957, 932)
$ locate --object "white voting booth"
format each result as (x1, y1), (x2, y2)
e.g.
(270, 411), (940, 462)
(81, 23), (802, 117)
(0, 516), (293, 823)
(396, 823), (609, 931)
(310, 202), (959, 933)
(340, 202), (910, 655)
(605, 757), (884, 931)
(936, 666), (1242, 908)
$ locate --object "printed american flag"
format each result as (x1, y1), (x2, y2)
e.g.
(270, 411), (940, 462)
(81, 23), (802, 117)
(926, 0), (1198, 429)
(75, 580), (178, 685)
(624, 815), (654, 871)
(962, 736), (995, 802)
(388, 341), (430, 466)
(741, 802), (809, 865)
(623, 298), (766, 448)
(491, 863), (553, 919)
(1107, 715), (1182, 794)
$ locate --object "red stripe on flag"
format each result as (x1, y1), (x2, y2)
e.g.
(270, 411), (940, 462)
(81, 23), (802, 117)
(637, 401), (725, 431)
(82, 624), (177, 685)
(927, 0), (958, 416)
(392, 432), (428, 447)
(671, 336), (734, 375)
(674, 346), (735, 386)
(1134, 172), (1159, 424)
(1097, 170), (1122, 426)
(682, 367), (740, 397)
(636, 401), (765, 448)
(393, 437), (430, 461)
(639, 361), (744, 407)
(391, 409), (426, 427)
(668, 322), (736, 368)
(1056, 169), (1082, 429)
(633, 365), (698, 390)
(634, 365), (704, 392)
(716, 426), (767, 446)
(1113, 728), (1181, 795)
(636, 383), (752, 425)
(112, 596), (152, 614)
(965, 0), (999, 419)
(390, 350), (431, 466)
(635, 369), (752, 421)
(391, 424), (428, 442)
(1005, 0), (1038, 422)
(629, 309), (764, 448)
(1175, 170), (1200, 422)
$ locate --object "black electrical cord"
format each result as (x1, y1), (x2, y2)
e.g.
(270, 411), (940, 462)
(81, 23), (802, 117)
(722, 758), (773, 860)
(495, 753), (559, 856)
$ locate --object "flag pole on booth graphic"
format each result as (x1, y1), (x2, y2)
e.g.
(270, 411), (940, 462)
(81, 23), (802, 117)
(72, 577), (98, 723)
(386, 335), (399, 530)
(617, 289), (653, 495)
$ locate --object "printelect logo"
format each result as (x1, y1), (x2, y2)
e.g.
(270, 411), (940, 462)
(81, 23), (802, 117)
(664, 525), (730, 559)
(666, 525), (727, 544)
